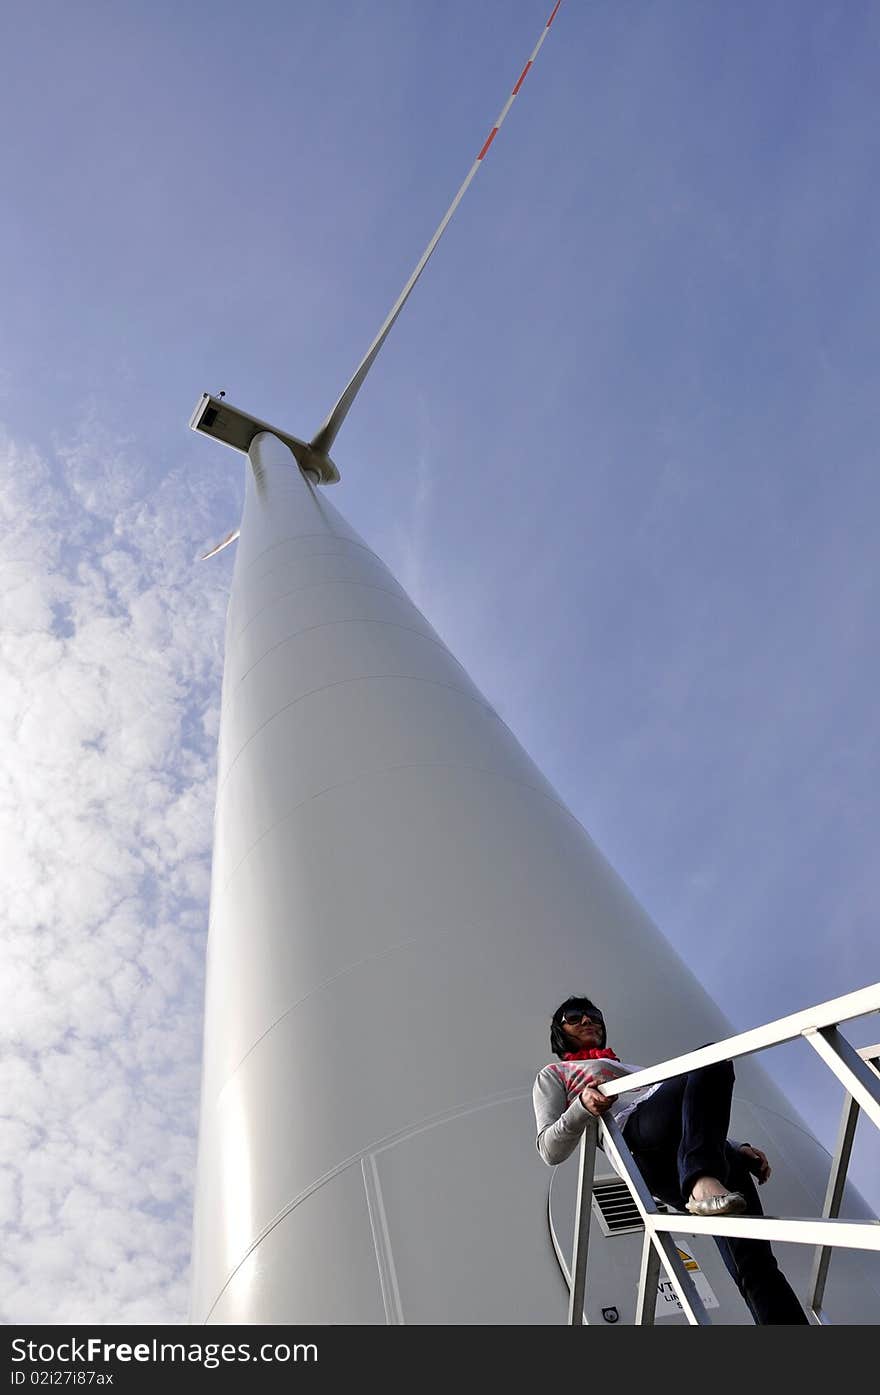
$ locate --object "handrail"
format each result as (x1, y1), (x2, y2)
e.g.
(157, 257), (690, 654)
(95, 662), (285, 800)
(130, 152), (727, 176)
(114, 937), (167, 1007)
(563, 982), (880, 1325)
(594, 982), (880, 1101)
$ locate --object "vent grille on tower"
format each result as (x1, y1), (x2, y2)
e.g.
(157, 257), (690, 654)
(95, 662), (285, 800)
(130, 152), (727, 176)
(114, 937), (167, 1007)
(592, 1177), (669, 1236)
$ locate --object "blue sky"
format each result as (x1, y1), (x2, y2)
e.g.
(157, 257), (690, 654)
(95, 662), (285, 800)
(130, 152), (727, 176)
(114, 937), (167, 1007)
(1, 0), (878, 1321)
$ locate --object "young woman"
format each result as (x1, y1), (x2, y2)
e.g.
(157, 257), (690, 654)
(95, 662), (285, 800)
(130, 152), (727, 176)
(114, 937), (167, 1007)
(533, 996), (808, 1324)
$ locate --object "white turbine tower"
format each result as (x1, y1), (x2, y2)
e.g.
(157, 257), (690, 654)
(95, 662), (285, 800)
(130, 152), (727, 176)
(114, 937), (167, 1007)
(189, 4), (880, 1325)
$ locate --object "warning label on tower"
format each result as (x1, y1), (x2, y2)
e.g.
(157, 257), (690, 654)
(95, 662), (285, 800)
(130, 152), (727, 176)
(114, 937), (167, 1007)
(654, 1246), (719, 1318)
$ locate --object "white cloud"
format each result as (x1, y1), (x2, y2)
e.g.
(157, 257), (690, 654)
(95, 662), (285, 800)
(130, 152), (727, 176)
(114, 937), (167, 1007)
(0, 420), (238, 1323)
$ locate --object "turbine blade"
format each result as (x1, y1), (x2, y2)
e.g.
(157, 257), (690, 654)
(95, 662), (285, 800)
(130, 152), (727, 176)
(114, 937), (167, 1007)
(200, 528), (240, 561)
(310, 0), (564, 460)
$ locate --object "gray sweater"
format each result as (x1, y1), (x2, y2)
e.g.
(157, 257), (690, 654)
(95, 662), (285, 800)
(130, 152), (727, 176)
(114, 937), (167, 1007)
(533, 1059), (744, 1176)
(532, 1059), (662, 1166)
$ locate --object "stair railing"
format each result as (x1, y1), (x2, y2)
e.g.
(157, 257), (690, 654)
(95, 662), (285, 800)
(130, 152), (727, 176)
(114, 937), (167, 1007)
(563, 981), (880, 1325)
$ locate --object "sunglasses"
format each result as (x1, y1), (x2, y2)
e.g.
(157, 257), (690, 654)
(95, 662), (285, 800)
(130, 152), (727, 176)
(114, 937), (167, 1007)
(561, 1009), (603, 1026)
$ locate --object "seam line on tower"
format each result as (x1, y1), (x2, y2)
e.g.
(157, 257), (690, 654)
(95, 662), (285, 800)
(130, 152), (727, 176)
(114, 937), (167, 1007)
(200, 1087), (530, 1324)
(242, 550), (393, 598)
(362, 1155), (406, 1325)
(240, 531), (388, 576)
(214, 937), (421, 1090)
(232, 618), (466, 691)
(215, 672), (499, 794)
(232, 579), (410, 645)
(214, 756), (576, 898)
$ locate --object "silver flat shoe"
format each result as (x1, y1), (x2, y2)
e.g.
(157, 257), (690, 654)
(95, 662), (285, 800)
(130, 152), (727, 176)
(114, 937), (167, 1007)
(685, 1191), (747, 1217)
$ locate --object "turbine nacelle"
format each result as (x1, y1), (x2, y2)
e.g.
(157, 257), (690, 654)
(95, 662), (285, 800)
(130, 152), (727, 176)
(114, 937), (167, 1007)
(189, 393), (340, 485)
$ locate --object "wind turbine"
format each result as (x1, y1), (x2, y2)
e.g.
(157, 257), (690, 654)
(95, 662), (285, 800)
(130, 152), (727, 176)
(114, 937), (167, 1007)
(188, 3), (880, 1324)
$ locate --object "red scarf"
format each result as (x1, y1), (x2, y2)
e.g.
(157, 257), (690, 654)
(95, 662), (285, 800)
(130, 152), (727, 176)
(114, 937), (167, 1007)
(562, 1048), (619, 1061)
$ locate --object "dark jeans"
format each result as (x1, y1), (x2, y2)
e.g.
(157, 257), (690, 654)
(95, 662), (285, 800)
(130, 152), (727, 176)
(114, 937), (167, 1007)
(622, 1059), (808, 1325)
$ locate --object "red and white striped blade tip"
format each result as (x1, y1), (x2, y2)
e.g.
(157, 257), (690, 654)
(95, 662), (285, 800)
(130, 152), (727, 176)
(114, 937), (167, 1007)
(310, 0), (566, 459)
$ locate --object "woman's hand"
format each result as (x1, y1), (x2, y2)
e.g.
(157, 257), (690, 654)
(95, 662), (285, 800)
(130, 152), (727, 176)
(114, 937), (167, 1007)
(580, 1083), (613, 1118)
(739, 1144), (771, 1183)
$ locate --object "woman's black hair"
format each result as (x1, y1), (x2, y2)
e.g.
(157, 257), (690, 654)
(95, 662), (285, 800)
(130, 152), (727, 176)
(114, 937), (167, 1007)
(550, 996), (606, 1057)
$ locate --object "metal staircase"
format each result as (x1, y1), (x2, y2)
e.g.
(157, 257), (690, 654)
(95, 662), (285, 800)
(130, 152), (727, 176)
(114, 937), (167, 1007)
(558, 982), (880, 1324)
